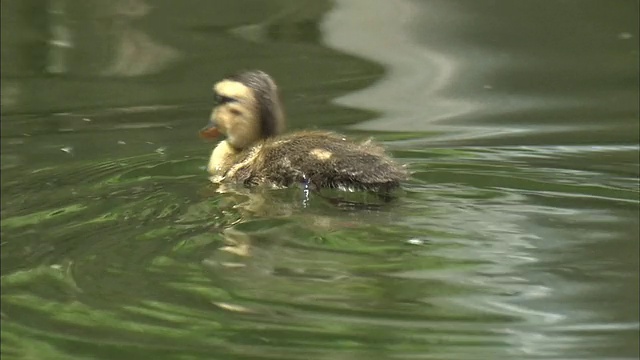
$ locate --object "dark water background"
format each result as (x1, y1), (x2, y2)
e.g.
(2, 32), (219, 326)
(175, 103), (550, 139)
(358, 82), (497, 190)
(1, 1), (639, 359)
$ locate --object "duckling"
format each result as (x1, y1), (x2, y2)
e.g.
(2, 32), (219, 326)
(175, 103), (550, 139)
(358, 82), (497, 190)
(200, 70), (408, 193)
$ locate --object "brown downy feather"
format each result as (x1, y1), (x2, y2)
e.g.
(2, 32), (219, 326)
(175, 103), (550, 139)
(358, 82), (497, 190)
(229, 131), (408, 192)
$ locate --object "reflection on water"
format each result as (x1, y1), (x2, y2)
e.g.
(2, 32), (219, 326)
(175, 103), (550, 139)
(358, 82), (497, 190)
(1, 0), (638, 359)
(46, 0), (181, 77)
(100, 0), (182, 77)
(324, 0), (640, 147)
(322, 0), (474, 128)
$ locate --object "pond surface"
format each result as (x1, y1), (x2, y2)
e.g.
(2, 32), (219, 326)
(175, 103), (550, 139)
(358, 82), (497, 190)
(1, 1), (639, 359)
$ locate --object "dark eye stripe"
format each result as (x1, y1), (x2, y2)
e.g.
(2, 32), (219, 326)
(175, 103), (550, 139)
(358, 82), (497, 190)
(214, 93), (236, 104)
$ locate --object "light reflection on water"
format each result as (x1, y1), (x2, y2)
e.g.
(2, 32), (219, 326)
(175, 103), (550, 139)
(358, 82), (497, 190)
(322, 0), (474, 130)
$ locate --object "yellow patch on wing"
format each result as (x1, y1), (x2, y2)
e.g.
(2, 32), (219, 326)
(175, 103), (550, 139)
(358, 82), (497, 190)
(309, 148), (333, 161)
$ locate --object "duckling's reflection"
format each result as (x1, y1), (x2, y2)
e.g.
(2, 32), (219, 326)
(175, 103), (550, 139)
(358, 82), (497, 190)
(207, 180), (400, 259)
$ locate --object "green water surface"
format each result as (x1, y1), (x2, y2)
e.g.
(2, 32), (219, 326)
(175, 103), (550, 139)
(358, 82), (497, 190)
(1, 1), (639, 359)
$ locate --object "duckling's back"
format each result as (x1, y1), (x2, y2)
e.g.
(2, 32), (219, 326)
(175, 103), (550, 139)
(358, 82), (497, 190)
(231, 131), (408, 192)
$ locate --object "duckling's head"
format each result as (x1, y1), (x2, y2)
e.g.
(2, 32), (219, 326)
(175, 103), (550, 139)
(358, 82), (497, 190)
(200, 70), (285, 150)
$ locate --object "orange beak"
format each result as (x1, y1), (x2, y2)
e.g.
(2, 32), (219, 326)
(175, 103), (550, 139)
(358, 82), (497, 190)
(199, 123), (220, 140)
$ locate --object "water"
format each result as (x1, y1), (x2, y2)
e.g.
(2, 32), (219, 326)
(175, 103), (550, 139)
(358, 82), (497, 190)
(1, 0), (638, 359)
